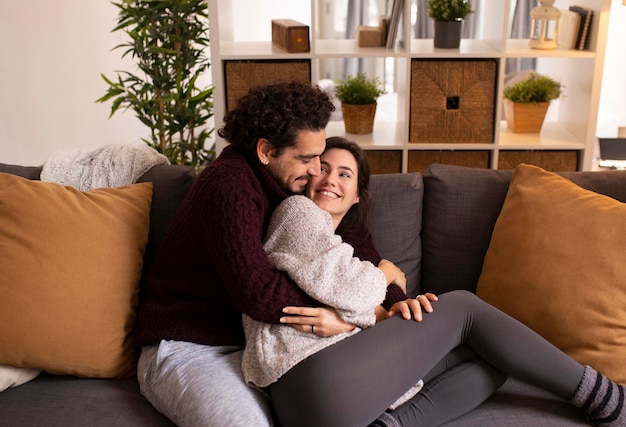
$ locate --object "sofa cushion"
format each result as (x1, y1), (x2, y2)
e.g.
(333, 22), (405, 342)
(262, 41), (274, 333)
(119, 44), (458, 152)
(476, 164), (626, 383)
(0, 162), (43, 180)
(442, 377), (590, 426)
(136, 163), (196, 284)
(0, 373), (175, 426)
(421, 165), (512, 295)
(369, 172), (423, 297)
(421, 164), (626, 295)
(0, 173), (153, 378)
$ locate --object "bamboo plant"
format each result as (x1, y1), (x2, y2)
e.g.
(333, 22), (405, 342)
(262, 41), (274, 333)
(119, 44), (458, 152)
(97, 0), (214, 171)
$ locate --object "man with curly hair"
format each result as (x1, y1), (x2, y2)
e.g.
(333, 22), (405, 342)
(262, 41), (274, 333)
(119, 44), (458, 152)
(135, 81), (352, 426)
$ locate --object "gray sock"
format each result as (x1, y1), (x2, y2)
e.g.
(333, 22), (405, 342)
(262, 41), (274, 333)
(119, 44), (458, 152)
(571, 365), (625, 426)
(368, 412), (401, 427)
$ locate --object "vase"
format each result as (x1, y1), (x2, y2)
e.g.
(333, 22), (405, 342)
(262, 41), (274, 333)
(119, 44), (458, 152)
(342, 102), (377, 134)
(503, 99), (550, 133)
(433, 20), (463, 49)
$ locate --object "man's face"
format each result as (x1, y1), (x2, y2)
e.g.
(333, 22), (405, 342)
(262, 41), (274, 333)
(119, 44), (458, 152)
(265, 129), (326, 194)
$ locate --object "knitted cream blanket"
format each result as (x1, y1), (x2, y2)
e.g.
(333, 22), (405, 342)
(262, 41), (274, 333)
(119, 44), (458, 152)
(41, 143), (169, 190)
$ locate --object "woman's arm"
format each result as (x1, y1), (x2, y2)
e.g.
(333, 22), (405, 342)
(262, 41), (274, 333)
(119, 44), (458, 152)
(264, 196), (387, 327)
(341, 228), (408, 309)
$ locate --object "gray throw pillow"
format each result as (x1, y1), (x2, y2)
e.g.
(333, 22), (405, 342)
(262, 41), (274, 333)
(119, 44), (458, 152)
(369, 172), (423, 298)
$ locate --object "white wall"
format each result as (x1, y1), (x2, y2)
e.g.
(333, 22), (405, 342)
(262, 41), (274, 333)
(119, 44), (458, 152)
(597, 0), (626, 136)
(0, 1), (147, 165)
(0, 1), (624, 166)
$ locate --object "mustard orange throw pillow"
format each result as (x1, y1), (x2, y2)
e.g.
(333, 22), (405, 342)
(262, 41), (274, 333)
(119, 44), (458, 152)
(0, 173), (152, 378)
(476, 164), (626, 383)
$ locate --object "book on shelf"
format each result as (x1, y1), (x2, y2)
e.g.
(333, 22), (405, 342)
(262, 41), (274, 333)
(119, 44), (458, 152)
(568, 5), (593, 50)
(558, 9), (581, 49)
(385, 0), (404, 49)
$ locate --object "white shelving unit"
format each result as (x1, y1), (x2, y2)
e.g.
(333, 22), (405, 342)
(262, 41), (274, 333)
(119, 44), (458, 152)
(208, 0), (611, 172)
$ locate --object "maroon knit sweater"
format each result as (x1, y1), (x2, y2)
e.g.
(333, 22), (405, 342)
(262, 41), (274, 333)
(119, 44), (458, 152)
(135, 146), (406, 348)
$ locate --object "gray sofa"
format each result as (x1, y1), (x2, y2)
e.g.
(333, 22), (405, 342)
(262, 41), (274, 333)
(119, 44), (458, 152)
(3, 160), (626, 426)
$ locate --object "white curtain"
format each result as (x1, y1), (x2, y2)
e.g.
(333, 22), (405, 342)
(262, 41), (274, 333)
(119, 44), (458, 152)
(343, 0), (372, 76)
(506, 0), (537, 74)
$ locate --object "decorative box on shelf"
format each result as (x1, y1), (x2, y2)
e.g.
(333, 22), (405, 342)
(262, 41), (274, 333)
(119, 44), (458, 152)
(356, 16), (387, 47)
(271, 19), (310, 53)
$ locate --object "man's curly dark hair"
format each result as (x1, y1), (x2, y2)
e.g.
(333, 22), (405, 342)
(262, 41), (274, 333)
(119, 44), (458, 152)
(218, 80), (335, 157)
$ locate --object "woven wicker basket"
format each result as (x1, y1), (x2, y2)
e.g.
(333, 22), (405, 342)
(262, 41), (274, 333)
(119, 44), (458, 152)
(224, 60), (310, 111)
(342, 103), (377, 134)
(410, 59), (496, 143)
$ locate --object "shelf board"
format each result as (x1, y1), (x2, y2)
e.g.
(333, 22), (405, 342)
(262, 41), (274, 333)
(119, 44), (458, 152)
(326, 119), (405, 148)
(326, 122), (585, 151)
(218, 41), (310, 59)
(409, 39), (502, 57)
(504, 39), (596, 58)
(497, 122), (585, 149)
(314, 39), (406, 58)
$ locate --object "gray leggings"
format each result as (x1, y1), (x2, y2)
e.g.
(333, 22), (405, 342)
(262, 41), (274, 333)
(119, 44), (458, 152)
(270, 290), (585, 427)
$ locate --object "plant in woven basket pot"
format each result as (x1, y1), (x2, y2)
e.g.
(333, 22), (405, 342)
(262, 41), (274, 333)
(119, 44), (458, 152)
(335, 72), (386, 135)
(427, 0), (473, 49)
(503, 71), (562, 133)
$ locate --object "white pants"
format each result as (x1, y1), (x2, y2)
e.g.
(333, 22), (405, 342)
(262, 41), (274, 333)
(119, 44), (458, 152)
(138, 340), (274, 427)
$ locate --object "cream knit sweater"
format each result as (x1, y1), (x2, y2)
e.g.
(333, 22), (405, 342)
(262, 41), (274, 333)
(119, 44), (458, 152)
(242, 196), (423, 411)
(242, 195), (388, 387)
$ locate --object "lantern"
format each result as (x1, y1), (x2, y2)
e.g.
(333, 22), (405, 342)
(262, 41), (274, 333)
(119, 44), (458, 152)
(529, 0), (561, 50)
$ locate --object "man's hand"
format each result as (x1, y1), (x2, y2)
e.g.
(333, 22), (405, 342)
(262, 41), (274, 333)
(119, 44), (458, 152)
(378, 259), (407, 293)
(280, 306), (356, 337)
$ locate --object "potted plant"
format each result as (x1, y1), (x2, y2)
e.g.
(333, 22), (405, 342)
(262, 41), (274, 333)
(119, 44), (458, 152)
(503, 71), (563, 133)
(97, 0), (214, 172)
(427, 0), (474, 49)
(334, 72), (386, 134)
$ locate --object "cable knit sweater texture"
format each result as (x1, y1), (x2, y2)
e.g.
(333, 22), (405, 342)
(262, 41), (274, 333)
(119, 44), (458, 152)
(135, 146), (406, 348)
(242, 195), (387, 387)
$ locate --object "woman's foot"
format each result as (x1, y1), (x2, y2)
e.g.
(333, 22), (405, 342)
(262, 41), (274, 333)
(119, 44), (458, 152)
(572, 365), (625, 426)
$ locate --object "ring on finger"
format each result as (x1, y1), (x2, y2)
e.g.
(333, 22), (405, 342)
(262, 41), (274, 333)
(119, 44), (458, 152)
(415, 294), (422, 300)
(311, 325), (315, 334)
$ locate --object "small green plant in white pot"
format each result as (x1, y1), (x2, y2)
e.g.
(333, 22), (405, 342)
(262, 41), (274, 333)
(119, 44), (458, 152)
(334, 72), (386, 134)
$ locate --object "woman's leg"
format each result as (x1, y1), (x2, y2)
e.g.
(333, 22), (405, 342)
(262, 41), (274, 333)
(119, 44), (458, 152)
(138, 340), (275, 427)
(271, 290), (584, 427)
(391, 358), (507, 426)
(388, 345), (507, 425)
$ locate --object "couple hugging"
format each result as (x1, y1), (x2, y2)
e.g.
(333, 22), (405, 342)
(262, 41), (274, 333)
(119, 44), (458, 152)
(134, 81), (625, 427)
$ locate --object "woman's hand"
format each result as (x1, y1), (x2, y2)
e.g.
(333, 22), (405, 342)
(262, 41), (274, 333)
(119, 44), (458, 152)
(384, 293), (439, 321)
(280, 306), (356, 337)
(378, 259), (407, 294)
(375, 305), (388, 323)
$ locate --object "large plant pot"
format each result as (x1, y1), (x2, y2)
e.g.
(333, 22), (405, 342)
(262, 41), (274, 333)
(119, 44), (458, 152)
(503, 99), (550, 133)
(433, 20), (463, 49)
(342, 102), (377, 134)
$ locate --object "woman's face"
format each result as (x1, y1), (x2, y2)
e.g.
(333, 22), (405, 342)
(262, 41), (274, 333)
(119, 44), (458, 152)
(306, 148), (359, 228)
